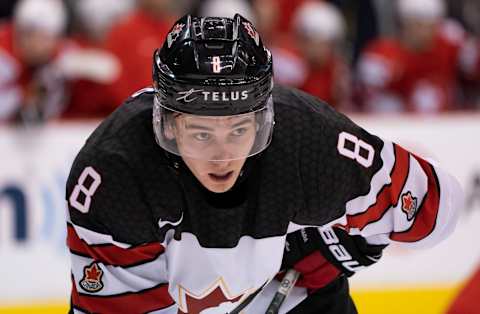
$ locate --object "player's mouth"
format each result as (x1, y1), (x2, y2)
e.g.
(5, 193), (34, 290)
(208, 171), (234, 182)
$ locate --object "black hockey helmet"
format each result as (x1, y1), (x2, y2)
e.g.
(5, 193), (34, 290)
(152, 14), (275, 161)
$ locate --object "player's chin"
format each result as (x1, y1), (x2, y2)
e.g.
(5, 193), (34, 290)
(204, 181), (236, 193)
(203, 173), (238, 193)
(207, 185), (233, 193)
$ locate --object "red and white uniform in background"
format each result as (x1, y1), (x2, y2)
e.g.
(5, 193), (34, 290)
(249, 0), (308, 88)
(292, 1), (352, 110)
(59, 0), (132, 119)
(275, 0), (307, 34)
(270, 36), (308, 89)
(357, 20), (468, 113)
(105, 10), (173, 105)
(298, 53), (351, 110)
(0, 23), (68, 122)
(199, 0), (309, 89)
(60, 37), (119, 120)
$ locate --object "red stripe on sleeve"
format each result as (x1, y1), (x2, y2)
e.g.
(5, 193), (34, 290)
(347, 144), (410, 230)
(71, 276), (175, 314)
(390, 156), (441, 242)
(67, 224), (164, 267)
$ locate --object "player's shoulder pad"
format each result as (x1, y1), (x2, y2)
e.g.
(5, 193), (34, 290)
(66, 147), (158, 244)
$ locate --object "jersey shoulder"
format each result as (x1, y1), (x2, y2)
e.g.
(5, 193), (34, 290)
(66, 89), (178, 245)
(271, 85), (386, 225)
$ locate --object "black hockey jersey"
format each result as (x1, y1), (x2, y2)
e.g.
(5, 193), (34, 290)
(66, 85), (462, 314)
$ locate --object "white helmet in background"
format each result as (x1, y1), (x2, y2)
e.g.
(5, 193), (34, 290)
(75, 0), (134, 38)
(397, 0), (445, 20)
(293, 1), (345, 41)
(199, 0), (255, 22)
(14, 0), (67, 36)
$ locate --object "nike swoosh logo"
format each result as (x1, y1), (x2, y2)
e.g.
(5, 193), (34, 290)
(158, 212), (184, 229)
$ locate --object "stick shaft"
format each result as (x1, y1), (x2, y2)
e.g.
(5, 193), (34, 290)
(265, 269), (300, 314)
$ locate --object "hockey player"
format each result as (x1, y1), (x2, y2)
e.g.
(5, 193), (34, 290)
(0, 0), (68, 123)
(293, 1), (352, 111)
(104, 0), (176, 107)
(357, 0), (469, 113)
(66, 14), (463, 314)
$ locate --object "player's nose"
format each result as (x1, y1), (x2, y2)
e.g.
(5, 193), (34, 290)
(208, 142), (234, 162)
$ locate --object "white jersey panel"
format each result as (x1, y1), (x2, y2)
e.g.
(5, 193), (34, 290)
(71, 253), (168, 296)
(166, 232), (285, 313)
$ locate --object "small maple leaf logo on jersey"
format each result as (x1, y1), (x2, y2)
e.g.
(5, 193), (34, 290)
(401, 191), (418, 221)
(177, 278), (247, 314)
(80, 262), (104, 293)
(242, 22), (260, 46)
(167, 23), (185, 48)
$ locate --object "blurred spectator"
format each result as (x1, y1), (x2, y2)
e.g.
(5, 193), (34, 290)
(57, 0), (133, 119)
(191, 0), (307, 88)
(199, 0), (254, 21)
(356, 0), (478, 113)
(274, 0), (306, 34)
(105, 0), (178, 106)
(447, 0), (480, 35)
(251, 0), (307, 87)
(293, 1), (352, 110)
(448, 0), (480, 110)
(457, 33), (480, 110)
(70, 0), (134, 46)
(0, 0), (68, 124)
(331, 0), (380, 66)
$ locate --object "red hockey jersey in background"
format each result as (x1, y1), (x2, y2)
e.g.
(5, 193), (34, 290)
(357, 20), (467, 113)
(105, 10), (172, 106)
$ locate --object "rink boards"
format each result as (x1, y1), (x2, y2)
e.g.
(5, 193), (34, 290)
(0, 114), (478, 313)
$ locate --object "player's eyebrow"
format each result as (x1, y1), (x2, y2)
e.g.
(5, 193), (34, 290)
(184, 123), (214, 131)
(231, 117), (254, 128)
(185, 117), (254, 131)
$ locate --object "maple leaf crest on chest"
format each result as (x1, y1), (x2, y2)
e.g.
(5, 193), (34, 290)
(177, 278), (252, 314)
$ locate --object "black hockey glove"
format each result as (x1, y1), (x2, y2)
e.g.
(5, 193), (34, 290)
(282, 226), (388, 277)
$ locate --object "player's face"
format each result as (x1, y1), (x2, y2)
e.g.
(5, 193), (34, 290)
(299, 36), (333, 66)
(15, 28), (60, 66)
(401, 18), (437, 50)
(173, 113), (257, 193)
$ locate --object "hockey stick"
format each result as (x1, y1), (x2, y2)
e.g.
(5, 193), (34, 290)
(264, 269), (300, 314)
(229, 283), (265, 314)
(228, 269), (299, 314)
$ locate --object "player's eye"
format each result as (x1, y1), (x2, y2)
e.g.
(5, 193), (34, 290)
(193, 132), (211, 141)
(231, 127), (247, 137)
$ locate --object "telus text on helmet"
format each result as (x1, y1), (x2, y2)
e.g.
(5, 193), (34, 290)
(176, 89), (249, 103)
